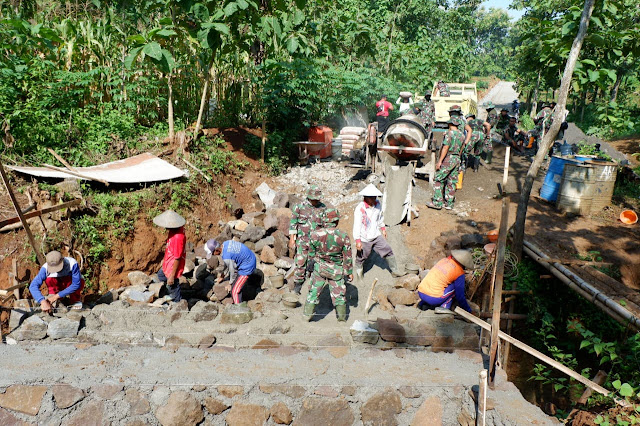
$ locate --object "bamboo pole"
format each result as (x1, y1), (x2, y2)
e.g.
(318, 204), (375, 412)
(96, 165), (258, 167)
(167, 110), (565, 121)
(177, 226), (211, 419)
(502, 146), (510, 194)
(454, 307), (625, 405)
(0, 160), (45, 265)
(478, 369), (488, 426)
(0, 199), (82, 230)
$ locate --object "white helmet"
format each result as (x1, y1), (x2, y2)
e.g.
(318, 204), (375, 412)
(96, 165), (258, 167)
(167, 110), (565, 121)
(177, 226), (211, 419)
(359, 184), (383, 197)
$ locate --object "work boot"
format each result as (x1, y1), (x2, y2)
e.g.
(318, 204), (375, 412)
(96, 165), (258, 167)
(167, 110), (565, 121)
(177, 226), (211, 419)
(386, 256), (406, 277)
(293, 282), (303, 295)
(485, 151), (493, 164)
(336, 305), (347, 322)
(303, 303), (315, 322)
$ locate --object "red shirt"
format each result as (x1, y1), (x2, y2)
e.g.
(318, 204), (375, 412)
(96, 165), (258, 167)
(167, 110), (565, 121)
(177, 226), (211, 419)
(162, 227), (186, 277)
(376, 100), (392, 117)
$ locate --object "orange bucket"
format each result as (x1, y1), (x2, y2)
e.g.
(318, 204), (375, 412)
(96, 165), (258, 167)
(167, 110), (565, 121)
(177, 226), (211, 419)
(620, 210), (638, 225)
(487, 230), (499, 242)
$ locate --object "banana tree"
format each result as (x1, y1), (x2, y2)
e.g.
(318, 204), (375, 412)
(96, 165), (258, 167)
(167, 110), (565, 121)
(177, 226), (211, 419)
(125, 23), (178, 141)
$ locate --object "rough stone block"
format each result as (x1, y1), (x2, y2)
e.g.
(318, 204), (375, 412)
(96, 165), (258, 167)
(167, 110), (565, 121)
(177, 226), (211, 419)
(220, 304), (253, 324)
(398, 386), (420, 399)
(404, 321), (437, 346)
(271, 402), (293, 425)
(67, 401), (107, 426)
(0, 385), (47, 415)
(0, 407), (30, 425)
(225, 403), (269, 426)
(255, 236), (275, 252)
(8, 308), (31, 331)
(260, 246), (277, 264)
(387, 288), (419, 306)
(294, 398), (354, 426)
(273, 192), (290, 208)
(350, 320), (379, 344)
(188, 301), (219, 322)
(217, 385), (244, 398)
(198, 334), (217, 349)
(92, 384), (123, 400)
(123, 290), (154, 305)
(361, 390), (402, 426)
(377, 319), (406, 343)
(47, 317), (80, 339)
(461, 233), (484, 248)
(204, 397), (229, 415)
(128, 271), (152, 286)
(53, 385), (84, 409)
(240, 225), (266, 243)
(274, 257), (293, 269)
(272, 231), (289, 258)
(411, 396), (442, 425)
(125, 389), (150, 415)
(234, 220), (249, 232)
(394, 274), (420, 291)
(11, 315), (47, 341)
(155, 391), (203, 426)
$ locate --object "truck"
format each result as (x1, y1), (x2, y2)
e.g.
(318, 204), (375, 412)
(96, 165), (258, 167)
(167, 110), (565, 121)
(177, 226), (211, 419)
(430, 82), (478, 127)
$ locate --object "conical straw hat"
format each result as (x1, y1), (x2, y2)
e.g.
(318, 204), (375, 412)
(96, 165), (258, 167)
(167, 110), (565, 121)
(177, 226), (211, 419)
(359, 184), (383, 197)
(153, 210), (186, 229)
(451, 249), (474, 270)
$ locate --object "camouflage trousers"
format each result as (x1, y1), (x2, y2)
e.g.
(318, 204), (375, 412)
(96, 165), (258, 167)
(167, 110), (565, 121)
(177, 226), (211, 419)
(432, 155), (461, 208)
(306, 263), (346, 306)
(292, 239), (311, 286)
(482, 134), (494, 154)
(470, 132), (484, 157)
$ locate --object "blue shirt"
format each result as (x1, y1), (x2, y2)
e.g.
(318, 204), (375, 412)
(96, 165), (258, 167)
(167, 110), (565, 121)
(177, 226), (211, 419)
(29, 257), (82, 303)
(221, 240), (256, 276)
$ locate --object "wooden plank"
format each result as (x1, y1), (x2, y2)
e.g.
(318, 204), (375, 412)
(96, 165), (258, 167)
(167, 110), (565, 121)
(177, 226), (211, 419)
(364, 278), (379, 318)
(42, 164), (109, 186)
(478, 370), (488, 426)
(0, 160), (45, 264)
(0, 199), (82, 229)
(478, 312), (527, 320)
(489, 196), (510, 387)
(47, 148), (80, 173)
(454, 307), (624, 404)
(565, 371), (608, 422)
(502, 146), (510, 194)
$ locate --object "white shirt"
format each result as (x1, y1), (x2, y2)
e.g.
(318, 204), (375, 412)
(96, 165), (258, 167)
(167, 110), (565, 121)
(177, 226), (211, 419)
(396, 97), (413, 113)
(353, 200), (385, 243)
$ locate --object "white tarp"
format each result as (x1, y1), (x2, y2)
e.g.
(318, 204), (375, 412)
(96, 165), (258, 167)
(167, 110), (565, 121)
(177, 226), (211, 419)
(7, 153), (186, 184)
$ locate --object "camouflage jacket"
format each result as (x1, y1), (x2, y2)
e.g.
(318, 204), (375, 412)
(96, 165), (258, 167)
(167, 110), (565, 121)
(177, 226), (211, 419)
(418, 101), (436, 126)
(486, 110), (498, 128)
(443, 129), (465, 156)
(289, 199), (326, 241)
(468, 118), (485, 132)
(495, 115), (510, 132)
(451, 116), (466, 130)
(308, 228), (353, 276)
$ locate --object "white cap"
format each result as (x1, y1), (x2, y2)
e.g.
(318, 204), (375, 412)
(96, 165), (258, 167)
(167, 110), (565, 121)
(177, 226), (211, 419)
(359, 184), (383, 197)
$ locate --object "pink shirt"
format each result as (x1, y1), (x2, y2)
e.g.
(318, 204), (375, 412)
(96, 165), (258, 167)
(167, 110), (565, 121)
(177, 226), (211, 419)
(162, 227), (186, 277)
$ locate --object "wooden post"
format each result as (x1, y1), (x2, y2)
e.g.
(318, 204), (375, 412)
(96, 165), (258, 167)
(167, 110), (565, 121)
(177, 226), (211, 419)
(502, 280), (517, 366)
(0, 160), (45, 264)
(429, 151), (435, 188)
(502, 146), (510, 194)
(488, 196), (510, 387)
(477, 369), (488, 426)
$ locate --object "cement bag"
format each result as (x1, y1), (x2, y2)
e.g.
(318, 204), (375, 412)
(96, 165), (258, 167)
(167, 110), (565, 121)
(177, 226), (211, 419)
(399, 91), (412, 99)
(339, 134), (360, 142)
(340, 126), (366, 136)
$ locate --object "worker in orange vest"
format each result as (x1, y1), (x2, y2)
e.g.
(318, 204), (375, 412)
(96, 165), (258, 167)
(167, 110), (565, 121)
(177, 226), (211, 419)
(417, 250), (478, 314)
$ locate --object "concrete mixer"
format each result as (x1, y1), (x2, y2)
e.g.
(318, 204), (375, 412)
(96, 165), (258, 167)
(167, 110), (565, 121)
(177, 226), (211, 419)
(377, 114), (434, 226)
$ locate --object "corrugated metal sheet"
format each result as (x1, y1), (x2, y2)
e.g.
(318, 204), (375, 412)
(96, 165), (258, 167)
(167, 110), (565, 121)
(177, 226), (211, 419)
(7, 153), (185, 184)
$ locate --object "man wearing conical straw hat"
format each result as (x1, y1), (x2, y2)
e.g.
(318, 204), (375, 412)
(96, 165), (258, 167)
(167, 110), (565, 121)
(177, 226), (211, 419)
(153, 210), (186, 302)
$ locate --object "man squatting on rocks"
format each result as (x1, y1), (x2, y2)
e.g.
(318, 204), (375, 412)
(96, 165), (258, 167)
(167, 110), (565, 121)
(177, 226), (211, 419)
(30, 250), (85, 313)
(353, 184), (405, 279)
(304, 209), (353, 322)
(153, 209), (186, 302)
(289, 185), (326, 294)
(204, 239), (257, 305)
(417, 249), (478, 314)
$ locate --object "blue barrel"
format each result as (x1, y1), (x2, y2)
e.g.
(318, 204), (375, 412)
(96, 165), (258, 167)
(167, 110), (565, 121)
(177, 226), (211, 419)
(560, 141), (573, 156)
(540, 156), (582, 202)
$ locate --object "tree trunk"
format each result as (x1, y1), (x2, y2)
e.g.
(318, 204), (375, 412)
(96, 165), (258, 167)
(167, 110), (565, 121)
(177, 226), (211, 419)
(386, 4), (400, 73)
(512, 0), (596, 259)
(530, 71), (541, 118)
(168, 73), (175, 142)
(580, 90), (587, 122)
(609, 71), (623, 103)
(525, 90), (532, 113)
(194, 59), (214, 142)
(261, 119), (266, 163)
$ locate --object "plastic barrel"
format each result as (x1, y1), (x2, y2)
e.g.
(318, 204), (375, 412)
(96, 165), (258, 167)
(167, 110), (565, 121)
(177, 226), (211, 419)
(589, 162), (617, 213)
(331, 138), (342, 161)
(560, 142), (573, 156)
(540, 156), (582, 202)
(557, 163), (594, 215)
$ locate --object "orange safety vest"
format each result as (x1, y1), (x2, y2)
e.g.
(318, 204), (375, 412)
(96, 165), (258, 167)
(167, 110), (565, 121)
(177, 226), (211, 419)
(418, 257), (464, 297)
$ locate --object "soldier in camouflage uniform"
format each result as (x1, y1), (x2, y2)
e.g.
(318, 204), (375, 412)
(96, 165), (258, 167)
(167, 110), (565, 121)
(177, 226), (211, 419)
(304, 209), (353, 322)
(289, 185), (327, 294)
(483, 102), (498, 164)
(466, 113), (491, 171)
(534, 102), (553, 135)
(448, 105), (472, 154)
(495, 108), (510, 136)
(426, 118), (464, 210)
(423, 92), (436, 129)
(437, 80), (451, 97)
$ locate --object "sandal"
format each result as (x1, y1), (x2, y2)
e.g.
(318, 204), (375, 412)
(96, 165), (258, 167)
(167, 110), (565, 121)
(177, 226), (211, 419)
(426, 202), (442, 210)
